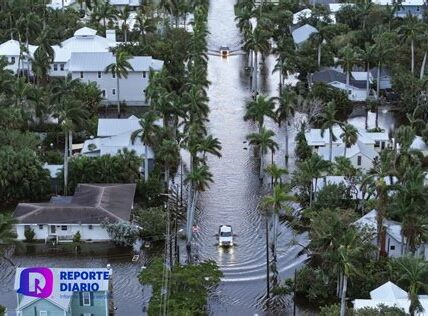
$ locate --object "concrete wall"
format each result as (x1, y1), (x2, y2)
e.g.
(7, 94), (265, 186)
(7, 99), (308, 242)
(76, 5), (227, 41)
(16, 224), (111, 241)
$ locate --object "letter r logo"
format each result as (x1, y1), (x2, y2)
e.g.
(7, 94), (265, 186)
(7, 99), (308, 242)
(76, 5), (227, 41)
(18, 268), (53, 298)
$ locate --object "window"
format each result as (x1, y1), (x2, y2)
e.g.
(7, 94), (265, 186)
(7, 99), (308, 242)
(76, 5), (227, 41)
(112, 89), (116, 95)
(390, 245), (395, 250)
(83, 292), (91, 306)
(39, 311), (47, 316)
(80, 71), (84, 78)
(112, 72), (116, 78)
(102, 90), (106, 97)
(357, 155), (362, 166)
(88, 224), (93, 230)
(142, 71), (147, 78)
(11, 56), (15, 64)
(374, 141), (380, 148)
(98, 71), (102, 78)
(53, 64), (58, 71)
(381, 141), (385, 149)
(39, 225), (43, 230)
(61, 225), (67, 231)
(24, 225), (30, 230)
(348, 90), (352, 95)
(60, 63), (64, 71)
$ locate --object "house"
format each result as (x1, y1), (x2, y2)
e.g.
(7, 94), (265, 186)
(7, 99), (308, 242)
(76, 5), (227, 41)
(354, 210), (428, 259)
(313, 176), (363, 200)
(14, 267), (112, 316)
(353, 281), (428, 314)
(81, 116), (156, 170)
(292, 9), (313, 24)
(291, 24), (318, 46)
(47, 0), (77, 10)
(68, 51), (163, 105)
(370, 67), (392, 90)
(304, 126), (391, 170)
(372, 0), (426, 19)
(110, 0), (142, 9)
(0, 27), (164, 106)
(13, 183), (136, 242)
(410, 136), (428, 156)
(311, 69), (373, 101)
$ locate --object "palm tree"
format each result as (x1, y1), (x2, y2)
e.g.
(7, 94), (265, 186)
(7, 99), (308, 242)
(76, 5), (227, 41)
(197, 135), (222, 160)
(360, 42), (377, 99)
(94, 1), (117, 32)
(105, 51), (134, 117)
(340, 123), (358, 157)
(274, 87), (296, 163)
(247, 127), (279, 180)
(0, 213), (19, 266)
(185, 164), (213, 258)
(117, 5), (131, 42)
(398, 15), (424, 75)
(131, 111), (161, 182)
(337, 44), (362, 90)
(373, 31), (395, 98)
(51, 96), (89, 195)
(391, 256), (428, 316)
(318, 101), (342, 162)
(265, 163), (288, 186)
(244, 95), (275, 132)
(262, 184), (296, 267)
(157, 138), (180, 191)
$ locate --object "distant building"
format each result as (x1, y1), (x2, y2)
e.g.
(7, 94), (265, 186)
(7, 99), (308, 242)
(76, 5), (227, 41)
(354, 281), (428, 314)
(354, 209), (428, 259)
(372, 0), (426, 19)
(305, 126), (391, 170)
(291, 24), (318, 46)
(0, 27), (164, 106)
(14, 267), (112, 316)
(13, 183), (136, 242)
(311, 69), (374, 101)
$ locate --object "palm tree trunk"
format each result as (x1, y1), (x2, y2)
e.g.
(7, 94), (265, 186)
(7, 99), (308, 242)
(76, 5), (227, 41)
(317, 43), (321, 67)
(411, 39), (414, 75)
(420, 51), (427, 80)
(366, 62), (370, 99)
(253, 51), (258, 92)
(285, 124), (289, 165)
(365, 107), (368, 129)
(344, 145), (347, 157)
(329, 129), (333, 162)
(309, 181), (313, 207)
(375, 106), (379, 129)
(64, 130), (69, 196)
(376, 62), (381, 99)
(164, 167), (169, 193)
(340, 274), (348, 316)
(188, 190), (199, 244)
(259, 147), (264, 180)
(116, 76), (120, 118)
(68, 130), (73, 157)
(144, 145), (149, 182)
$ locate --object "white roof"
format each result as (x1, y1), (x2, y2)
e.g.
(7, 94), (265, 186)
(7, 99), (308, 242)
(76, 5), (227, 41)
(351, 71), (373, 81)
(43, 163), (63, 179)
(371, 281), (408, 300)
(354, 210), (402, 242)
(372, 0), (424, 5)
(313, 176), (363, 199)
(329, 3), (355, 12)
(318, 141), (378, 161)
(97, 115), (141, 137)
(292, 24), (318, 45)
(74, 27), (97, 37)
(14, 267), (111, 311)
(47, 0), (76, 9)
(293, 9), (312, 24)
(110, 0), (141, 5)
(411, 136), (428, 151)
(67, 51), (164, 72)
(0, 39), (37, 57)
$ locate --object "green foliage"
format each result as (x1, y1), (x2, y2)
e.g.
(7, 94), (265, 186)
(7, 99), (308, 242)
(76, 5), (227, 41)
(313, 183), (355, 211)
(0, 130), (40, 151)
(310, 82), (352, 120)
(24, 227), (35, 242)
(61, 150), (143, 194)
(73, 231), (81, 244)
(0, 305), (5, 316)
(133, 207), (166, 241)
(139, 259), (222, 315)
(320, 303), (406, 316)
(101, 221), (140, 247)
(294, 127), (312, 161)
(0, 147), (50, 205)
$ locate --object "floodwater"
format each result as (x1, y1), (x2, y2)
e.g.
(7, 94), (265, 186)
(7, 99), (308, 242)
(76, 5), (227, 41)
(0, 0), (398, 315)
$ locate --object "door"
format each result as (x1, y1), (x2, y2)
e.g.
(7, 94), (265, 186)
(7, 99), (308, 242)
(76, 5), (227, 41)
(50, 225), (56, 234)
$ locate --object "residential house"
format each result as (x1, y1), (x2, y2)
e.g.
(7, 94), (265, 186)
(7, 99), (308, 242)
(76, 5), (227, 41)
(68, 51), (163, 105)
(13, 183), (136, 242)
(0, 27), (164, 106)
(353, 281), (428, 314)
(372, 0), (426, 19)
(370, 67), (392, 90)
(313, 176), (363, 200)
(110, 0), (142, 9)
(311, 69), (373, 101)
(291, 24), (318, 46)
(354, 209), (428, 259)
(47, 0), (77, 10)
(304, 126), (391, 170)
(14, 267), (112, 316)
(81, 116), (156, 170)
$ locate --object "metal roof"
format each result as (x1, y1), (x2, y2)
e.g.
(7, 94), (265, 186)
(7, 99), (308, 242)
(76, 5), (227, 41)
(291, 24), (318, 45)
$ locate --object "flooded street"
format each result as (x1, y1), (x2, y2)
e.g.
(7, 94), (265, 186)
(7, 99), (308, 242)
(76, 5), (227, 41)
(0, 1), (400, 315)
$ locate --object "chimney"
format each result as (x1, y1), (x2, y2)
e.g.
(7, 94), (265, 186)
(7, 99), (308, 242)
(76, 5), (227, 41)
(106, 29), (116, 42)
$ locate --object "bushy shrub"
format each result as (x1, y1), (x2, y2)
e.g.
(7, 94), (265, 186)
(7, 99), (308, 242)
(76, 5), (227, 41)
(24, 227), (35, 242)
(101, 221), (140, 247)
